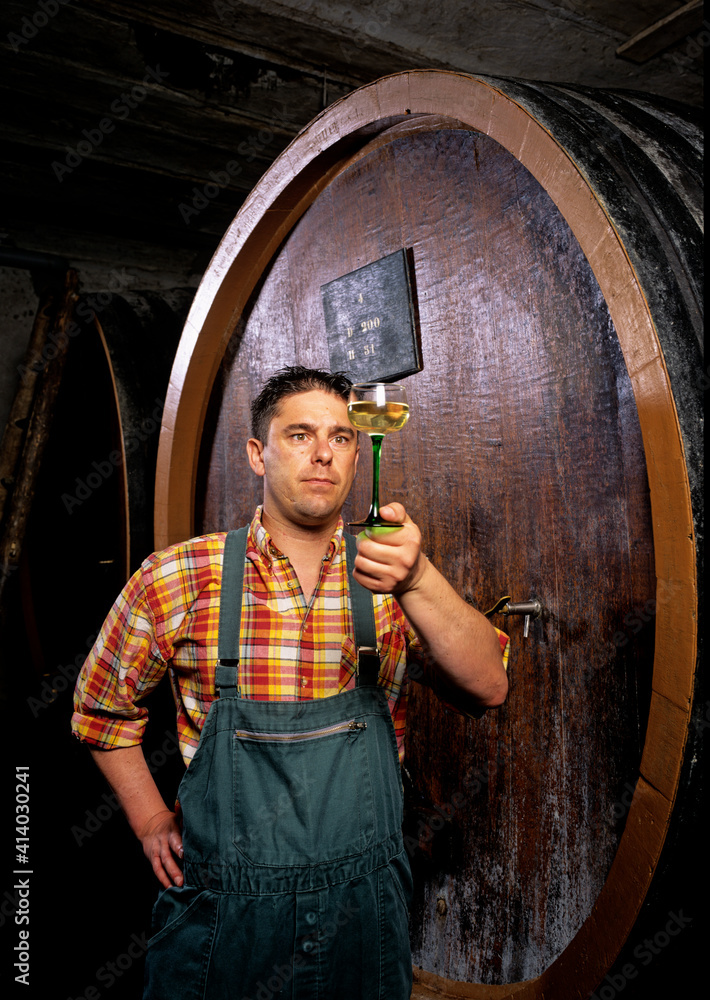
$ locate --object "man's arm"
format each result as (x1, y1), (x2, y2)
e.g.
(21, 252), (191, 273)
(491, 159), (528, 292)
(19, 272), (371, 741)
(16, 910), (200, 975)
(352, 502), (508, 708)
(89, 744), (184, 888)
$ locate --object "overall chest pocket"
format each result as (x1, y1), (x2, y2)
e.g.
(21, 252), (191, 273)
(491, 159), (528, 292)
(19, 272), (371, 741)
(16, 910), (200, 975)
(232, 718), (375, 867)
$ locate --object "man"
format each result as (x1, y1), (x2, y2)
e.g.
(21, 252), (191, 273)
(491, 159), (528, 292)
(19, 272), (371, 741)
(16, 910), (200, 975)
(72, 366), (508, 999)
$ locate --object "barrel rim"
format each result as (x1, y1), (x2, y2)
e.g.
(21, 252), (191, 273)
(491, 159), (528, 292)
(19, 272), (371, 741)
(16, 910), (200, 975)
(154, 69), (698, 999)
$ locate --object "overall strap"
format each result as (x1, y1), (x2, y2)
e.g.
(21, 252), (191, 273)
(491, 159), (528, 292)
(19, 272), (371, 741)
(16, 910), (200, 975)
(216, 526), (380, 696)
(344, 531), (380, 688)
(215, 526), (249, 698)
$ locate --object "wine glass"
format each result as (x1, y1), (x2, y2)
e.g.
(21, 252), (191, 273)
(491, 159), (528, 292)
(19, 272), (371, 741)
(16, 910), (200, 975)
(347, 382), (409, 528)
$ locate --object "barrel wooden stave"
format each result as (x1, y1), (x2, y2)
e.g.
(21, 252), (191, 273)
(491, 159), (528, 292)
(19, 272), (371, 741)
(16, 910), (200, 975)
(474, 78), (703, 526)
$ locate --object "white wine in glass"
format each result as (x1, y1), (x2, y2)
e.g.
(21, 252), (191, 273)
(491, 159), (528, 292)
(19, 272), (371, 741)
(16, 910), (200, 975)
(347, 382), (409, 527)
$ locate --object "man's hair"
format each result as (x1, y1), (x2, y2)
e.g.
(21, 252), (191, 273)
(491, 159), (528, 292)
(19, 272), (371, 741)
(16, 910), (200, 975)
(250, 366), (352, 442)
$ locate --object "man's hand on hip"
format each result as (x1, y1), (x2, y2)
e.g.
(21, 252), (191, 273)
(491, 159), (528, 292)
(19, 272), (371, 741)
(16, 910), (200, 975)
(140, 808), (184, 888)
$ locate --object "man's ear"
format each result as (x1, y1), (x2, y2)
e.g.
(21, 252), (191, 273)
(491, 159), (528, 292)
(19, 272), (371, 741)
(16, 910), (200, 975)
(246, 438), (265, 477)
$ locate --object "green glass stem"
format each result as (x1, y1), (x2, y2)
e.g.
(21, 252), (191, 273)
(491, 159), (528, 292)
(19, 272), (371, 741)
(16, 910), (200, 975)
(367, 433), (384, 524)
(349, 432), (404, 528)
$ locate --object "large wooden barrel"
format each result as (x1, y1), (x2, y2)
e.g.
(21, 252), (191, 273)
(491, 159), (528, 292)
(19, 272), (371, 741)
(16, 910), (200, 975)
(154, 72), (701, 998)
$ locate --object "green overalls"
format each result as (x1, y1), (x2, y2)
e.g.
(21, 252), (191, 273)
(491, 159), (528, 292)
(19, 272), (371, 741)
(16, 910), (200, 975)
(143, 527), (413, 999)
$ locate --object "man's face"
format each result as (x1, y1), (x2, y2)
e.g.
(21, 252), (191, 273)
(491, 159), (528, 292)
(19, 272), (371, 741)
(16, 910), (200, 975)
(247, 389), (359, 529)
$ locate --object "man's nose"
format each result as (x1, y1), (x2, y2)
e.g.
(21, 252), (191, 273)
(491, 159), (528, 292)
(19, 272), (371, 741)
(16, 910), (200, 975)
(312, 436), (333, 462)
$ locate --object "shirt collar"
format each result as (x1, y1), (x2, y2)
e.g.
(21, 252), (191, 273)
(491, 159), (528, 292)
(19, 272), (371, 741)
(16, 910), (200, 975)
(248, 505), (346, 567)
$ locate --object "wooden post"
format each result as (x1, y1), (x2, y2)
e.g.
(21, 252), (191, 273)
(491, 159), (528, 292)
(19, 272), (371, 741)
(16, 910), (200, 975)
(0, 269), (79, 602)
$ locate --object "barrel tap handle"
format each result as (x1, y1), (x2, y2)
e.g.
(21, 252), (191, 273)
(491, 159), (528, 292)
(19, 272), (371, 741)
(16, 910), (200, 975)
(501, 599), (543, 638)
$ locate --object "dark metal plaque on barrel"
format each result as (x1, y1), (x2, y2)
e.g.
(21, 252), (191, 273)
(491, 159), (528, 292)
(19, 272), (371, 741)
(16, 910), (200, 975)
(321, 248), (421, 382)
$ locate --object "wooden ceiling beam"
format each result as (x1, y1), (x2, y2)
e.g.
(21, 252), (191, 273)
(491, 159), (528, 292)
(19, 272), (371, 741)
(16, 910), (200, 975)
(616, 0), (704, 62)
(81, 0), (433, 87)
(2, 48), (306, 141)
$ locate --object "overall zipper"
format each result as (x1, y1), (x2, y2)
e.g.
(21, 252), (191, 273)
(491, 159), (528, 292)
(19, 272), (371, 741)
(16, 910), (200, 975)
(234, 719), (367, 742)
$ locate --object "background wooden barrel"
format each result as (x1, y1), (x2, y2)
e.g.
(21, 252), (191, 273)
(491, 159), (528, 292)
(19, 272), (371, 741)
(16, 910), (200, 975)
(23, 288), (189, 647)
(154, 72), (701, 998)
(7, 289), (189, 998)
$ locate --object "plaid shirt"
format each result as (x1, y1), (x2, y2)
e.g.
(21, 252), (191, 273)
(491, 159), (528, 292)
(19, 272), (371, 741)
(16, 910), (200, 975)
(72, 507), (508, 765)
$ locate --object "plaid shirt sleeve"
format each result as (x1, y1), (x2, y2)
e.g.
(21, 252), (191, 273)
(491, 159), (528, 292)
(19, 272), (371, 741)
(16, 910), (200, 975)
(71, 534), (226, 753)
(71, 564), (166, 749)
